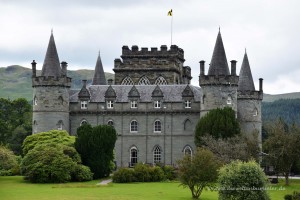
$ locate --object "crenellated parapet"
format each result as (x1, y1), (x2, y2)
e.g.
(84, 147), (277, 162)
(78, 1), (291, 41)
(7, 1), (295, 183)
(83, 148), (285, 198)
(199, 75), (239, 86)
(238, 90), (263, 100)
(32, 76), (72, 87)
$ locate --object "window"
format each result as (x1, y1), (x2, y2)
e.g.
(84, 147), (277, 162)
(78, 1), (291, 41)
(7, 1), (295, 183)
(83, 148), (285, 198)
(253, 108), (258, 116)
(107, 120), (114, 128)
(121, 76), (134, 85)
(33, 120), (37, 133)
(153, 146), (161, 164)
(131, 100), (137, 108)
(183, 146), (192, 157)
(154, 100), (161, 108)
(138, 76), (150, 85)
(227, 96), (232, 105)
(80, 120), (88, 126)
(185, 100), (191, 108)
(107, 100), (114, 109)
(130, 147), (138, 167)
(57, 120), (63, 130)
(81, 101), (87, 109)
(184, 119), (192, 131)
(155, 76), (168, 85)
(33, 96), (37, 106)
(130, 120), (138, 132)
(154, 120), (161, 132)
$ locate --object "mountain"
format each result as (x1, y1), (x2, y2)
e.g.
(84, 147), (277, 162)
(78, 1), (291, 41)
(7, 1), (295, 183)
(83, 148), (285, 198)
(0, 65), (114, 100)
(1, 65), (300, 102)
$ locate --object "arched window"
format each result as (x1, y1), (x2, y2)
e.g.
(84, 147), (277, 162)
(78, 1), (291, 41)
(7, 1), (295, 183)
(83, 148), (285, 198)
(33, 96), (37, 106)
(80, 119), (88, 126)
(183, 146), (192, 157)
(202, 95), (206, 104)
(107, 120), (114, 127)
(154, 76), (168, 85)
(33, 120), (38, 133)
(253, 108), (258, 116)
(58, 96), (63, 105)
(121, 76), (134, 85)
(153, 146), (162, 164)
(130, 146), (138, 167)
(184, 119), (192, 131)
(227, 95), (232, 104)
(138, 76), (150, 85)
(57, 120), (63, 130)
(130, 120), (138, 132)
(154, 120), (161, 132)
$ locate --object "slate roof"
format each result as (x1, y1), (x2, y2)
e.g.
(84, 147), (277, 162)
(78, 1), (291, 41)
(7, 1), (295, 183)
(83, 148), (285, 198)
(70, 85), (201, 103)
(238, 52), (255, 91)
(41, 32), (62, 77)
(92, 53), (106, 85)
(208, 30), (230, 76)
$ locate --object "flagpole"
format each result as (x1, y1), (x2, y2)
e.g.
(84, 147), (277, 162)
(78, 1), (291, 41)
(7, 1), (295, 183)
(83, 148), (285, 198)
(171, 14), (173, 46)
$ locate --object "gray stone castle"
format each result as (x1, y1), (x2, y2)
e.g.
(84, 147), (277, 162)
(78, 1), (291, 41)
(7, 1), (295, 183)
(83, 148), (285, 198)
(31, 30), (263, 167)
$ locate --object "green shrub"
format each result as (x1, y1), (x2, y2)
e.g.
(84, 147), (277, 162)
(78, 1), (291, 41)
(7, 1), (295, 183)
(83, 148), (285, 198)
(149, 166), (164, 182)
(161, 165), (176, 180)
(72, 165), (93, 182)
(284, 191), (300, 200)
(134, 163), (151, 182)
(112, 168), (135, 183)
(284, 194), (293, 200)
(0, 145), (19, 176)
(218, 160), (270, 200)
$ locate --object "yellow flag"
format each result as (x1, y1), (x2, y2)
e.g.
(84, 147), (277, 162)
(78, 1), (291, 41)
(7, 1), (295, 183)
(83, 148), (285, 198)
(167, 9), (172, 16)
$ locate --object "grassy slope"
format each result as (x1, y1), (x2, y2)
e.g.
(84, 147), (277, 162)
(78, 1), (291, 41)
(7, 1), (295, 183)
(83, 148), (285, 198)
(0, 176), (299, 200)
(0, 66), (114, 100)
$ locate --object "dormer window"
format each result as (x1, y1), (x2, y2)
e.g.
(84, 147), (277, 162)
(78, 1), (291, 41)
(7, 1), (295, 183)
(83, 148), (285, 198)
(154, 100), (161, 108)
(185, 100), (191, 108)
(131, 100), (137, 108)
(107, 100), (114, 109)
(81, 101), (88, 109)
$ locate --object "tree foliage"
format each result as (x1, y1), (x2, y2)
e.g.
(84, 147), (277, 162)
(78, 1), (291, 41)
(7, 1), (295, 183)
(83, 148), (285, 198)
(20, 130), (92, 183)
(218, 160), (270, 200)
(75, 124), (117, 179)
(201, 132), (260, 163)
(177, 148), (222, 199)
(195, 107), (240, 146)
(263, 119), (300, 185)
(0, 98), (32, 154)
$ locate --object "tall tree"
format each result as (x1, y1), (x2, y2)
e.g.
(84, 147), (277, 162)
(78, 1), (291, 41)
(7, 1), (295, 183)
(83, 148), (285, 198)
(75, 124), (117, 179)
(195, 107), (240, 146)
(264, 119), (300, 185)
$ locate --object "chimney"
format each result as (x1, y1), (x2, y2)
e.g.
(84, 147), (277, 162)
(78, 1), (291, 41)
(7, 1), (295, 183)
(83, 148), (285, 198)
(31, 60), (37, 77)
(230, 60), (237, 76)
(61, 61), (68, 76)
(82, 80), (87, 88)
(107, 79), (113, 85)
(259, 78), (263, 92)
(200, 60), (205, 76)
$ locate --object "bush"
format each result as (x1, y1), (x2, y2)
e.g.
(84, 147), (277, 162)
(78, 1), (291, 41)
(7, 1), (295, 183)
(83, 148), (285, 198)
(284, 194), (293, 200)
(284, 191), (300, 200)
(134, 163), (151, 182)
(149, 166), (165, 182)
(218, 160), (270, 200)
(72, 165), (93, 182)
(0, 145), (20, 176)
(161, 165), (176, 181)
(112, 168), (136, 183)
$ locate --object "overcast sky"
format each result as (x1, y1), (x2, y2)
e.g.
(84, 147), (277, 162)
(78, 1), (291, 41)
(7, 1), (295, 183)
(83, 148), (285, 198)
(0, 0), (299, 94)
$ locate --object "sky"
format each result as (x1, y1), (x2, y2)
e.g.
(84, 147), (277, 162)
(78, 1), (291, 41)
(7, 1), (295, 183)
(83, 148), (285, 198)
(0, 0), (299, 94)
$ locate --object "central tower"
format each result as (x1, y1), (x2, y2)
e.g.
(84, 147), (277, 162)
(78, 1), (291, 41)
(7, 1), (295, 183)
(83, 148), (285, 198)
(199, 30), (239, 117)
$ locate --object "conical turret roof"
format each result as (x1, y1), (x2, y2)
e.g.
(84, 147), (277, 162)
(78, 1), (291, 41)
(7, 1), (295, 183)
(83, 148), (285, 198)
(208, 30), (230, 76)
(92, 52), (106, 85)
(238, 51), (255, 91)
(41, 32), (61, 77)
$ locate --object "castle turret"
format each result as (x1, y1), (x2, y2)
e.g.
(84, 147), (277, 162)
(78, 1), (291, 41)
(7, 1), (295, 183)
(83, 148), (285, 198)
(92, 51), (106, 85)
(199, 30), (239, 117)
(237, 51), (263, 140)
(32, 32), (71, 134)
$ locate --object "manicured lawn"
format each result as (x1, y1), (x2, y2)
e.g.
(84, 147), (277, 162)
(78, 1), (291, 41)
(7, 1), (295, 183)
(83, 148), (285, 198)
(0, 176), (299, 200)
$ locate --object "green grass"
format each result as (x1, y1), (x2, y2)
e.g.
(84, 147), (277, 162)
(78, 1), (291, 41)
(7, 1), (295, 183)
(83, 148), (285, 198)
(0, 176), (299, 200)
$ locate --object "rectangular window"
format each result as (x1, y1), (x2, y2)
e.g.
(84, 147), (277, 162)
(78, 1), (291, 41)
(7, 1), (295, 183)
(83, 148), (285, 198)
(154, 100), (161, 108)
(107, 100), (114, 109)
(131, 100), (137, 108)
(185, 100), (191, 108)
(81, 101), (87, 109)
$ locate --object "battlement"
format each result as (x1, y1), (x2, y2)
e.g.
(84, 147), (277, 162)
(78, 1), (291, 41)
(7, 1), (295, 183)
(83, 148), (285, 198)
(199, 74), (239, 86)
(237, 90), (263, 100)
(121, 45), (184, 60)
(32, 76), (72, 87)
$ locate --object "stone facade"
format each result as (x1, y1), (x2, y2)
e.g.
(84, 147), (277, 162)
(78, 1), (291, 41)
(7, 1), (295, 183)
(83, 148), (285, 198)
(32, 30), (263, 167)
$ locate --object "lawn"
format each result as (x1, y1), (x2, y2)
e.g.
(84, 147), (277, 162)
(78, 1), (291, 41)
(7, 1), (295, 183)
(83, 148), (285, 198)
(0, 176), (299, 200)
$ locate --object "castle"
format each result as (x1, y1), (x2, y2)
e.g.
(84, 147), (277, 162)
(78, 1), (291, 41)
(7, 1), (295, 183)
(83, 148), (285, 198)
(31, 30), (263, 167)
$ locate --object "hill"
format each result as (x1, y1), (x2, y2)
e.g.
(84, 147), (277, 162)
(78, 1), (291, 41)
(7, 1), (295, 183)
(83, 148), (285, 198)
(0, 65), (114, 100)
